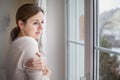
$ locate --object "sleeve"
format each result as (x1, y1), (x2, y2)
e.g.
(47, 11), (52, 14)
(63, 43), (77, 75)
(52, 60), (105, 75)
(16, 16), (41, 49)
(17, 38), (50, 80)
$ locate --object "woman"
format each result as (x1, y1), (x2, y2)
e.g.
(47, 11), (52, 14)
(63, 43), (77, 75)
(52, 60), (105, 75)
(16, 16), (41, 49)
(6, 4), (51, 80)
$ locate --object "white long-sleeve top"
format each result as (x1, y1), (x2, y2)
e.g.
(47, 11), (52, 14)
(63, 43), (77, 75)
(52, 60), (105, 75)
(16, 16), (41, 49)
(6, 36), (49, 80)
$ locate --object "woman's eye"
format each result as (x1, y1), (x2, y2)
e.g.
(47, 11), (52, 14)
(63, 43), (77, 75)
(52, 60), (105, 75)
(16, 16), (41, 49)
(33, 22), (38, 24)
(41, 21), (44, 24)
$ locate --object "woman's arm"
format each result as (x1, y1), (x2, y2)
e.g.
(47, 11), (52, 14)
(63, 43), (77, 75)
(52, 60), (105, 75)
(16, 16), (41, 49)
(25, 52), (51, 77)
(17, 37), (50, 80)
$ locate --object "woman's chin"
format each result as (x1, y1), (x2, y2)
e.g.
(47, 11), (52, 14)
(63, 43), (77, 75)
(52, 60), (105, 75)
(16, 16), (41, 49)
(35, 36), (41, 40)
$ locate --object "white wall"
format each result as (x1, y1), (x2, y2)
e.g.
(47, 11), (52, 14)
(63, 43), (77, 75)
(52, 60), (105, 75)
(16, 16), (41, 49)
(46, 0), (65, 80)
(0, 0), (35, 80)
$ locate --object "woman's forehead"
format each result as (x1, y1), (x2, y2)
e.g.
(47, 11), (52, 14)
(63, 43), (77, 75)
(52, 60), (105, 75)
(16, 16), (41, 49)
(27, 12), (44, 22)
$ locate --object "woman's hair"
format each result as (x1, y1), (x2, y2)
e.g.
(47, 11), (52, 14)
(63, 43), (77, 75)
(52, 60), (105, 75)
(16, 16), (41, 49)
(10, 4), (44, 42)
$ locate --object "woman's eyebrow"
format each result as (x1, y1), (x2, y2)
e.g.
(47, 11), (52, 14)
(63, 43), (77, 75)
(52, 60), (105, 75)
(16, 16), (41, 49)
(32, 19), (39, 21)
(31, 19), (44, 22)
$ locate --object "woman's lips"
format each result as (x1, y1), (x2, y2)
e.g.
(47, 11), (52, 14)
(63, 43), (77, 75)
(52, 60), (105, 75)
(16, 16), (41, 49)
(35, 32), (40, 35)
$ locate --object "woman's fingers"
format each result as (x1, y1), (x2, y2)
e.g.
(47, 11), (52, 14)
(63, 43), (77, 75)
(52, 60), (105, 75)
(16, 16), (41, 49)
(25, 58), (47, 71)
(25, 58), (34, 67)
(32, 60), (46, 69)
(26, 63), (45, 71)
(26, 58), (42, 67)
(42, 68), (51, 76)
(25, 52), (48, 71)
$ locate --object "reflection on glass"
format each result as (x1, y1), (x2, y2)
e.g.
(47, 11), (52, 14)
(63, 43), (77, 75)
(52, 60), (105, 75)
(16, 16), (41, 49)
(77, 0), (84, 43)
(79, 15), (84, 41)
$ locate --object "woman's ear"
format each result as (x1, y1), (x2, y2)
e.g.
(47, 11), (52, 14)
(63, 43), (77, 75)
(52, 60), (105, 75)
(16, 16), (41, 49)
(18, 20), (25, 29)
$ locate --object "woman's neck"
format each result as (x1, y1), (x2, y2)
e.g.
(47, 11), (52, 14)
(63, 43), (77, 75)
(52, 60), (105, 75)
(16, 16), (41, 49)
(18, 32), (25, 38)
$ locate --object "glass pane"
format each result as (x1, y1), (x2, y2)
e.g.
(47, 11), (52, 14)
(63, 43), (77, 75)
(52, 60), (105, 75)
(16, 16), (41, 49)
(68, 42), (85, 80)
(68, 42), (76, 80)
(77, 45), (85, 80)
(98, 0), (120, 49)
(67, 0), (85, 80)
(97, 50), (120, 80)
(68, 0), (76, 41)
(77, 0), (85, 44)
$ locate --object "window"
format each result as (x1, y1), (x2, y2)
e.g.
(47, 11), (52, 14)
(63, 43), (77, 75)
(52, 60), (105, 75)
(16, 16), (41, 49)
(37, 0), (47, 55)
(65, 0), (85, 80)
(94, 0), (120, 80)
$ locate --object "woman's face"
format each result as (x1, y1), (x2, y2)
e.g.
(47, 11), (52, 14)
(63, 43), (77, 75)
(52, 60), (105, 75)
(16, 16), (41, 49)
(19, 12), (44, 40)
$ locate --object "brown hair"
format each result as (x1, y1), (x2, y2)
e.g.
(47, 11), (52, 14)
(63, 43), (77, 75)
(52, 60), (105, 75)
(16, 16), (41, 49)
(10, 4), (44, 42)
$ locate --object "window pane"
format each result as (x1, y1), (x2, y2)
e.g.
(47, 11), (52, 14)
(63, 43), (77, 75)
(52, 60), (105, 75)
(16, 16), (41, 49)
(67, 0), (85, 80)
(97, 50), (120, 80)
(68, 42), (85, 80)
(95, 0), (120, 80)
(68, 42), (76, 80)
(98, 0), (120, 49)
(68, 0), (76, 41)
(77, 45), (85, 80)
(77, 0), (84, 43)
(68, 0), (85, 43)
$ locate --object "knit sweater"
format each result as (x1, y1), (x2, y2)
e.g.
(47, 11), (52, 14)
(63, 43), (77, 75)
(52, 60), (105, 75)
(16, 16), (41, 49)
(6, 36), (49, 80)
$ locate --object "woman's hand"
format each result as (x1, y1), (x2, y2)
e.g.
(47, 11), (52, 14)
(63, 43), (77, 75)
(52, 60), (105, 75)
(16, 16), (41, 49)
(25, 52), (51, 76)
(42, 68), (51, 77)
(25, 52), (46, 70)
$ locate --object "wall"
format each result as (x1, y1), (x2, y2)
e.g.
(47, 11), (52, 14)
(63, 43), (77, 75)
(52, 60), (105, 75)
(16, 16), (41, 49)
(46, 0), (65, 80)
(0, 0), (35, 80)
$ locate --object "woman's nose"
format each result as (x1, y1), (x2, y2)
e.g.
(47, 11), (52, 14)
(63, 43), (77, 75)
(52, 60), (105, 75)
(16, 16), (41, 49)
(38, 24), (43, 30)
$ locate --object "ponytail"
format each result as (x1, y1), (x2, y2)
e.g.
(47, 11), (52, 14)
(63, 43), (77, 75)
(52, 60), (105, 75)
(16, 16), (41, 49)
(10, 27), (20, 42)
